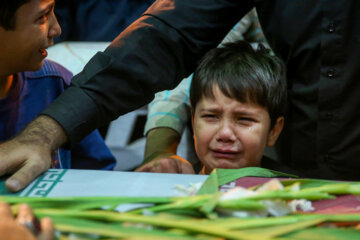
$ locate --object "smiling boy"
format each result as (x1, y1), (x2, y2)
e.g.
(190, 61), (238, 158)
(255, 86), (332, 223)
(190, 40), (286, 174)
(0, 0), (116, 170)
(0, 0), (57, 76)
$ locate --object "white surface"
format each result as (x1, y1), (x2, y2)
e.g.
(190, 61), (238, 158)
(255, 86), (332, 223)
(47, 41), (110, 75)
(106, 108), (147, 149)
(19, 169), (208, 198)
(47, 42), (149, 169)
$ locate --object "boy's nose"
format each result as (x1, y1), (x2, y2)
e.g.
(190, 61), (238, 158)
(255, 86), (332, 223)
(216, 120), (236, 142)
(48, 14), (62, 38)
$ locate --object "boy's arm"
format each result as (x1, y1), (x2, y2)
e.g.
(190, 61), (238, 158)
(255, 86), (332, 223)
(138, 75), (192, 173)
(0, 115), (67, 192)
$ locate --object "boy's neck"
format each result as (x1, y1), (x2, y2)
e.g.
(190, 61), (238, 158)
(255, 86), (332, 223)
(0, 74), (15, 99)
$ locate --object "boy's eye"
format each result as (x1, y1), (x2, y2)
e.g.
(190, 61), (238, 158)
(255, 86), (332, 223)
(237, 117), (255, 123)
(37, 14), (48, 23)
(37, 8), (52, 24)
(202, 114), (218, 120)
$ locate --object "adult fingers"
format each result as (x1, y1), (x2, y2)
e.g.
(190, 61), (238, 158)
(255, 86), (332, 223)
(136, 156), (195, 174)
(135, 162), (153, 172)
(16, 204), (35, 225)
(0, 202), (13, 223)
(16, 205), (54, 240)
(16, 204), (42, 236)
(170, 155), (195, 174)
(179, 162), (195, 174)
(0, 141), (45, 192)
(136, 158), (178, 173)
(38, 218), (54, 240)
(0, 203), (37, 240)
(0, 140), (20, 176)
(150, 158), (181, 173)
(5, 156), (50, 192)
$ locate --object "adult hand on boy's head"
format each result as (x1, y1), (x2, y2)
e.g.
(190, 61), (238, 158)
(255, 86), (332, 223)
(136, 154), (195, 174)
(0, 116), (67, 192)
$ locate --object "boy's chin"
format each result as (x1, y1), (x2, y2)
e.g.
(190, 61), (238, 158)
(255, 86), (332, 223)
(28, 60), (45, 71)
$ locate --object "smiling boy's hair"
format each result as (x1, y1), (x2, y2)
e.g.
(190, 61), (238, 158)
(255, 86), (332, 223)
(0, 0), (31, 30)
(190, 40), (287, 127)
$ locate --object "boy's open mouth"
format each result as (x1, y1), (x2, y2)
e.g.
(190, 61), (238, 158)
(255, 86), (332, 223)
(39, 48), (48, 57)
(212, 150), (239, 159)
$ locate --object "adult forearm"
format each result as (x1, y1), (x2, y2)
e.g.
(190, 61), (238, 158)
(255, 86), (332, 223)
(44, 0), (251, 146)
(19, 115), (67, 152)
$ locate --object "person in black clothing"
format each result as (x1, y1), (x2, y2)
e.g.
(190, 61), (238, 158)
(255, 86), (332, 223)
(53, 0), (155, 138)
(54, 0), (155, 42)
(1, 0), (360, 192)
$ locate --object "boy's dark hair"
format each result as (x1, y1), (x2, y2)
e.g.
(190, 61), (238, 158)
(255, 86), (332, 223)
(190, 40), (287, 127)
(0, 0), (31, 30)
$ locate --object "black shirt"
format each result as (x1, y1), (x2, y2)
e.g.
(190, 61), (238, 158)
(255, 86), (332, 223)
(43, 0), (360, 180)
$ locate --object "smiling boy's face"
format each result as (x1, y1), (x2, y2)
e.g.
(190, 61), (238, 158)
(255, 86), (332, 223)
(192, 85), (284, 174)
(0, 0), (61, 75)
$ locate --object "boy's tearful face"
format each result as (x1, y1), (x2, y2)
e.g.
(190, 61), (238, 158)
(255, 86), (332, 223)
(192, 86), (283, 174)
(0, 0), (61, 73)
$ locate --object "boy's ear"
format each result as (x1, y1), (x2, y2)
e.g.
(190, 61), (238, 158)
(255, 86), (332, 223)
(267, 117), (284, 147)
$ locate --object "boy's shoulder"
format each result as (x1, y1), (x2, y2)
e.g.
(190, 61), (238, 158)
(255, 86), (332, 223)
(24, 59), (73, 85)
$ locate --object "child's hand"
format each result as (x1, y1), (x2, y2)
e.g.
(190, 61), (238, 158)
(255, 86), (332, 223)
(0, 202), (54, 240)
(136, 154), (195, 174)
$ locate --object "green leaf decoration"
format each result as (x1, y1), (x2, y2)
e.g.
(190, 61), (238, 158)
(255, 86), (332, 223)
(281, 179), (342, 189)
(198, 167), (297, 196)
(241, 218), (325, 237)
(216, 199), (266, 210)
(279, 227), (360, 240)
(197, 169), (219, 195)
(1, 196), (172, 210)
(200, 192), (222, 216)
(243, 189), (335, 201)
(216, 167), (297, 186)
(2, 170), (360, 239)
(50, 215), (200, 239)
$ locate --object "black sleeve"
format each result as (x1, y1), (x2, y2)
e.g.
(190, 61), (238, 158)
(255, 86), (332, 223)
(42, 0), (253, 148)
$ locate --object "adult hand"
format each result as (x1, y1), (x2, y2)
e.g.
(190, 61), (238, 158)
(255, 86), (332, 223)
(0, 116), (67, 192)
(136, 154), (195, 174)
(0, 202), (54, 240)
